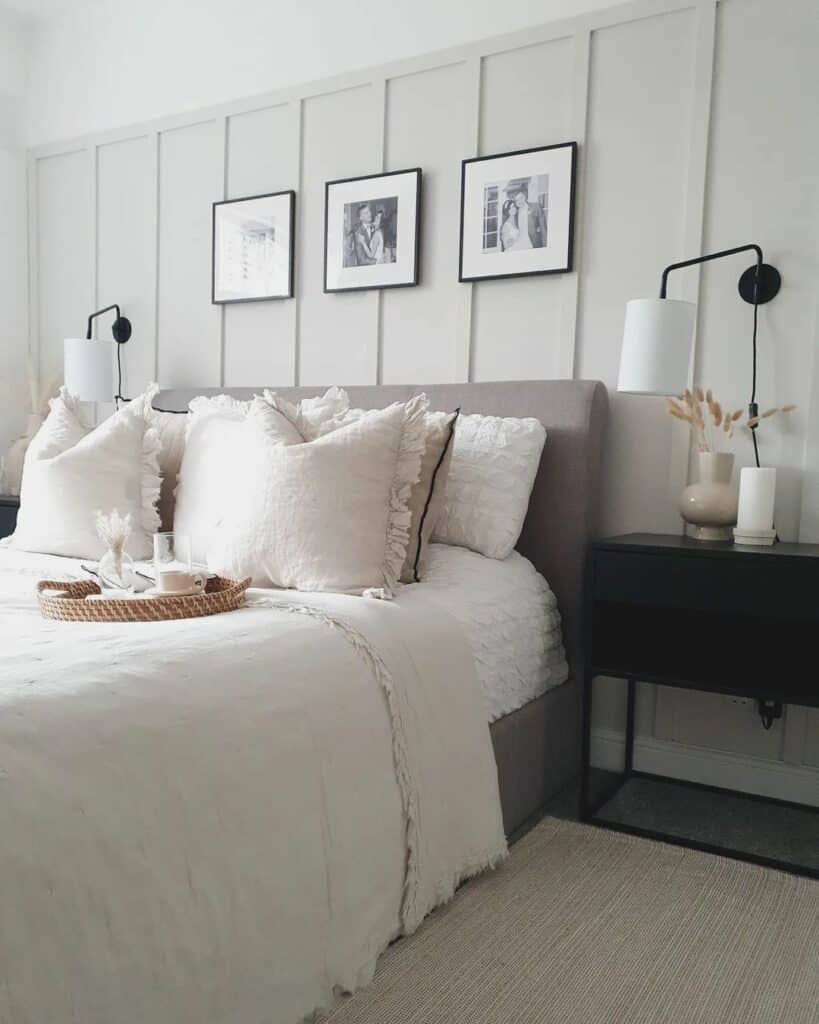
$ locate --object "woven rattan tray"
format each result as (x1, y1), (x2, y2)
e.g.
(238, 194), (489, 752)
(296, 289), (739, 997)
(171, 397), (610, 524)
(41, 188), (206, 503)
(37, 576), (252, 623)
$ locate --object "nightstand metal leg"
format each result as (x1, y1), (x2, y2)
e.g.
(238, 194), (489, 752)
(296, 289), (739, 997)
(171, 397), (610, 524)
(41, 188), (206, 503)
(624, 677), (636, 777)
(579, 670), (593, 821)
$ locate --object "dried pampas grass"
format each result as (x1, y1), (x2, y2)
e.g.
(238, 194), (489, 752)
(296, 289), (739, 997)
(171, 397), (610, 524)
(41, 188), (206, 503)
(665, 386), (796, 453)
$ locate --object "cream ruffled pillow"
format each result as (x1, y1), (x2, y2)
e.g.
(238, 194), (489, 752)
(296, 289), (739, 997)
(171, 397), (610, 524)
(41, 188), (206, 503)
(264, 390), (458, 583)
(207, 395), (428, 594)
(11, 385), (162, 560)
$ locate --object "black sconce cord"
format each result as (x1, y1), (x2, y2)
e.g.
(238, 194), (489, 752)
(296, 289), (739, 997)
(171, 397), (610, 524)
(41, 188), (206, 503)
(115, 342), (126, 408)
(86, 304), (132, 407)
(750, 273), (761, 468)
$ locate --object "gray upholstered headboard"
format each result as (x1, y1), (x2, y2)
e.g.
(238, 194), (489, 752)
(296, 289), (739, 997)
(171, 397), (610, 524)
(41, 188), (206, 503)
(154, 380), (608, 680)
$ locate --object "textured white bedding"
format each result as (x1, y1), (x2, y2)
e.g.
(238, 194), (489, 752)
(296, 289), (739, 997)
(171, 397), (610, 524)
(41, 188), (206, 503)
(411, 544), (569, 721)
(0, 545), (505, 1024)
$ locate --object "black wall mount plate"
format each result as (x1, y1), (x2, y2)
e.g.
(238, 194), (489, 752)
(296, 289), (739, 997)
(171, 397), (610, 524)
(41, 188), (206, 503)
(738, 263), (781, 305)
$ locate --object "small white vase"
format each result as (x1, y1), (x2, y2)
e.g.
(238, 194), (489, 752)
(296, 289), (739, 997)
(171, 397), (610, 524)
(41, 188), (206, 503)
(99, 547), (136, 593)
(3, 414), (44, 497)
(679, 451), (738, 541)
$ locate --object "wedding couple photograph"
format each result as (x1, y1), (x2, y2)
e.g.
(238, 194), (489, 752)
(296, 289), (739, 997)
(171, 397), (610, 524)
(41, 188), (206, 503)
(343, 196), (398, 267)
(483, 175), (549, 254)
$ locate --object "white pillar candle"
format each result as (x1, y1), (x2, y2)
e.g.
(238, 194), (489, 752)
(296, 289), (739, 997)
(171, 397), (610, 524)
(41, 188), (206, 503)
(737, 467), (776, 532)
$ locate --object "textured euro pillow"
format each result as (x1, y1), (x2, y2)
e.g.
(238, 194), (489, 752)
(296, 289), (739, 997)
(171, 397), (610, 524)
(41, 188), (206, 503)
(207, 395), (427, 594)
(11, 386), (161, 560)
(265, 390), (458, 583)
(431, 412), (546, 560)
(174, 395), (302, 565)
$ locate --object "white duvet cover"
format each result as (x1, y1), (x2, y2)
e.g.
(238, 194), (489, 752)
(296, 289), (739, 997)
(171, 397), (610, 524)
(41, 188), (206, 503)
(0, 547), (506, 1024)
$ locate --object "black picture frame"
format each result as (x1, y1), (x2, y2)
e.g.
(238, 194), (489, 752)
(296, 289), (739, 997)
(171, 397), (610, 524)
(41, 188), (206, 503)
(323, 168), (422, 294)
(458, 141), (577, 284)
(212, 189), (296, 304)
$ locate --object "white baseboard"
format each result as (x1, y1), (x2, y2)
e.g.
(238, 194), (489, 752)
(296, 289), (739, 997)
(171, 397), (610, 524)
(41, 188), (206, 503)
(591, 729), (819, 807)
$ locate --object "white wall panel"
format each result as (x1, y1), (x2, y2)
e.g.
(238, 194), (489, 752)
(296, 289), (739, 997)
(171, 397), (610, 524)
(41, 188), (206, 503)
(472, 37), (574, 382)
(576, 8), (697, 537)
(224, 103), (298, 386)
(157, 120), (223, 386)
(381, 63), (469, 384)
(36, 150), (92, 386)
(97, 135), (156, 395)
(298, 86), (379, 386)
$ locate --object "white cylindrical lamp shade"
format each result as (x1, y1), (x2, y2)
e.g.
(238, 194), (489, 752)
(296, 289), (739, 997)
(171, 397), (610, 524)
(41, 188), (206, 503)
(737, 467), (776, 532)
(618, 298), (697, 396)
(64, 338), (114, 403)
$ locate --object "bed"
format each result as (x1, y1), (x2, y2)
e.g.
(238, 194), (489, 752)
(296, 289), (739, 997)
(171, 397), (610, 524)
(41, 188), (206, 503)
(0, 378), (606, 1022)
(155, 380), (608, 836)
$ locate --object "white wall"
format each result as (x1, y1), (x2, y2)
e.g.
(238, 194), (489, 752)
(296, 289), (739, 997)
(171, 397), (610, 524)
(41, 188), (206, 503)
(23, 0), (819, 797)
(0, 6), (30, 457)
(24, 0), (625, 147)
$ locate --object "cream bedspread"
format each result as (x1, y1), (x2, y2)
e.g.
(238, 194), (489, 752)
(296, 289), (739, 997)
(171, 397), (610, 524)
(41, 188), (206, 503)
(0, 547), (506, 1024)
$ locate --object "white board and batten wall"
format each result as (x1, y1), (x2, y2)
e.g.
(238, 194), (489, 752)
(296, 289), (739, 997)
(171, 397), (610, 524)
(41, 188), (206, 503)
(27, 0), (819, 800)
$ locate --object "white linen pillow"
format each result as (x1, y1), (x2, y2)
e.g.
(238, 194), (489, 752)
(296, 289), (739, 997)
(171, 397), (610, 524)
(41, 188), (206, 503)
(11, 386), (161, 560)
(208, 395), (427, 594)
(431, 412), (546, 560)
(264, 391), (458, 583)
(174, 394), (303, 565)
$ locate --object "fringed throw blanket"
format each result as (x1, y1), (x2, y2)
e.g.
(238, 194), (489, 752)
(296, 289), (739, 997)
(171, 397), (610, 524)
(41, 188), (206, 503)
(0, 547), (506, 1024)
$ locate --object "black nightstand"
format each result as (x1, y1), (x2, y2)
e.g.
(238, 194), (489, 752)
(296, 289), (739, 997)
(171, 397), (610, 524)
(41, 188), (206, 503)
(581, 533), (819, 877)
(0, 495), (19, 540)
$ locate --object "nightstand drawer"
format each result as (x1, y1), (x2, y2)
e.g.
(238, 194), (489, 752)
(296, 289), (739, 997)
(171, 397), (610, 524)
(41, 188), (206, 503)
(594, 549), (818, 621)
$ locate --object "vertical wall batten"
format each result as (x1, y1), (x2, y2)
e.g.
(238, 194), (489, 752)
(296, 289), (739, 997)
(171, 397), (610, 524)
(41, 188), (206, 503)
(148, 132), (160, 382)
(668, 0), (717, 498)
(558, 28), (591, 380)
(373, 76), (387, 384)
(26, 153), (39, 377)
(89, 145), (98, 318)
(460, 55), (481, 383)
(218, 116), (228, 387)
(293, 99), (304, 385)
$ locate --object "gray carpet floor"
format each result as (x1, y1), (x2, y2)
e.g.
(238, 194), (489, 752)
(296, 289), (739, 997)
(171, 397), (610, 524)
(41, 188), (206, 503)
(319, 817), (819, 1024)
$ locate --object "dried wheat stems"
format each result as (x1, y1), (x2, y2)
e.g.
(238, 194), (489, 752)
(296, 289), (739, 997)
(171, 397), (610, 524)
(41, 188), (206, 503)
(665, 388), (796, 453)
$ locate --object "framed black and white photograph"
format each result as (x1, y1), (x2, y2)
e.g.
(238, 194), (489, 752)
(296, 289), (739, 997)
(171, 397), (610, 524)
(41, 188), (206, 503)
(458, 142), (577, 283)
(212, 190), (295, 303)
(324, 168), (421, 293)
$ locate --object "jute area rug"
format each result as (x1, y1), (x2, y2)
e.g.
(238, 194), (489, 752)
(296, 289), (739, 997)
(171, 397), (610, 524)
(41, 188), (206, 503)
(320, 816), (818, 1024)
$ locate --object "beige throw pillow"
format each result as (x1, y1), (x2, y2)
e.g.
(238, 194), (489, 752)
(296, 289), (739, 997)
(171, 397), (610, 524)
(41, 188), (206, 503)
(264, 391), (458, 583)
(207, 395), (428, 594)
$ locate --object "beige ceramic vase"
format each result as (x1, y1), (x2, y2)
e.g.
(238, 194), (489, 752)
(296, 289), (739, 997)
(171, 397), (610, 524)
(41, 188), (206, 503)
(679, 451), (738, 541)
